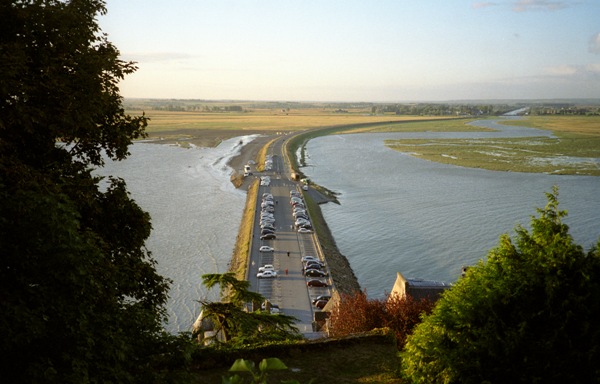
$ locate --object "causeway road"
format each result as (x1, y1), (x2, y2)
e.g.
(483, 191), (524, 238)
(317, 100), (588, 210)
(246, 136), (331, 335)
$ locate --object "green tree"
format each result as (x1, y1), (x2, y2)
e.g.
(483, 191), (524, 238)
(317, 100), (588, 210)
(198, 273), (301, 345)
(0, 1), (180, 382)
(401, 187), (600, 383)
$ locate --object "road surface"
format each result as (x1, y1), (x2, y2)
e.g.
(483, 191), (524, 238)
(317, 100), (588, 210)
(246, 136), (331, 335)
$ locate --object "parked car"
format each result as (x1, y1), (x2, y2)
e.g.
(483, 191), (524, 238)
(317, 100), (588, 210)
(305, 269), (328, 278)
(259, 246), (274, 252)
(304, 260), (325, 268)
(312, 295), (331, 304)
(261, 301), (280, 314)
(258, 264), (275, 272)
(307, 279), (328, 287)
(260, 233), (276, 240)
(295, 219), (310, 227)
(314, 299), (328, 309)
(301, 256), (318, 263)
(257, 270), (278, 278)
(261, 225), (276, 231)
(303, 267), (324, 276)
(261, 229), (275, 235)
(298, 227), (312, 233)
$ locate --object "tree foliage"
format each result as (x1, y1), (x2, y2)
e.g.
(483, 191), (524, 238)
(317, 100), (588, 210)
(328, 290), (435, 347)
(0, 1), (181, 382)
(401, 187), (600, 383)
(198, 273), (301, 346)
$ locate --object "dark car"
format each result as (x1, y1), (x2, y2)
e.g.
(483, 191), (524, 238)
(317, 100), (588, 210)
(307, 279), (328, 288)
(304, 261), (325, 270)
(260, 233), (276, 240)
(261, 229), (275, 235)
(314, 299), (329, 309)
(312, 295), (331, 305)
(305, 269), (328, 278)
(303, 265), (323, 273)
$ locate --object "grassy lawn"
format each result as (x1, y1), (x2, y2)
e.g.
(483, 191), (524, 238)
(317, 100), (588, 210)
(190, 334), (402, 383)
(385, 116), (600, 176)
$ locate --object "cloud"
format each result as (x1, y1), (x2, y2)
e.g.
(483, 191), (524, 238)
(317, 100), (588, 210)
(472, 2), (498, 9)
(543, 64), (600, 78)
(544, 64), (578, 76)
(589, 33), (600, 54)
(512, 0), (572, 12)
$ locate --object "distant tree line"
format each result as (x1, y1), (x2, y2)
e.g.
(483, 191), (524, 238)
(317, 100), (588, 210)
(371, 103), (518, 116)
(528, 104), (600, 115)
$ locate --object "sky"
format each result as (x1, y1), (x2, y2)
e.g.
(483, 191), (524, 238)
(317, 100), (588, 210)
(100, 0), (600, 102)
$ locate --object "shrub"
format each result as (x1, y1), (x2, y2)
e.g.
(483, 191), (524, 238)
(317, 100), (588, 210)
(329, 290), (435, 348)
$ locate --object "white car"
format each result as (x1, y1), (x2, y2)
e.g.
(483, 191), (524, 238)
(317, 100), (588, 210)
(258, 264), (275, 272)
(261, 301), (280, 314)
(295, 219), (310, 227)
(302, 255), (318, 263)
(298, 227), (312, 233)
(259, 246), (274, 252)
(257, 270), (278, 278)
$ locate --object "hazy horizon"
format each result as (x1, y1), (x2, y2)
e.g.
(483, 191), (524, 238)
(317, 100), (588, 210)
(101, 0), (600, 102)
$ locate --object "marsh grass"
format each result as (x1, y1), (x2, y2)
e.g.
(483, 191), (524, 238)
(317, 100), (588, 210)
(386, 116), (600, 176)
(496, 115), (600, 136)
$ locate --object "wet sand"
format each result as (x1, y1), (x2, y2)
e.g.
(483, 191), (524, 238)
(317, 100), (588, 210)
(144, 128), (275, 178)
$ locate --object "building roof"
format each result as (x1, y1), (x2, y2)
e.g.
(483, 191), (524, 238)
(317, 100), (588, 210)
(391, 272), (452, 301)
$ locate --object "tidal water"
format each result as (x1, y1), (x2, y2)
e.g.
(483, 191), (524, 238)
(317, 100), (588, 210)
(95, 137), (253, 334)
(96, 119), (599, 334)
(302, 119), (600, 298)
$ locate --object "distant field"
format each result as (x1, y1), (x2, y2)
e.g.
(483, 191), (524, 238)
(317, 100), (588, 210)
(128, 108), (459, 134)
(385, 116), (600, 176)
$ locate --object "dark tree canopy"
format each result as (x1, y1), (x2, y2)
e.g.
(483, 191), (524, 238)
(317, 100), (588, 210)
(401, 187), (600, 384)
(0, 1), (177, 382)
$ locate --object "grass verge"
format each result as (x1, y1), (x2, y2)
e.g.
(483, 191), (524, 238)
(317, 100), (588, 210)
(228, 179), (259, 281)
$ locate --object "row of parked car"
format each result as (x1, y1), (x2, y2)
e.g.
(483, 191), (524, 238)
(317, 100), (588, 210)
(260, 193), (276, 240)
(302, 254), (330, 302)
(264, 155), (274, 171)
(290, 190), (312, 233)
(260, 175), (271, 186)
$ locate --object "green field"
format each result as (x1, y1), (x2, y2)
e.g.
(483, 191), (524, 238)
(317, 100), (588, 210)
(384, 116), (600, 176)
